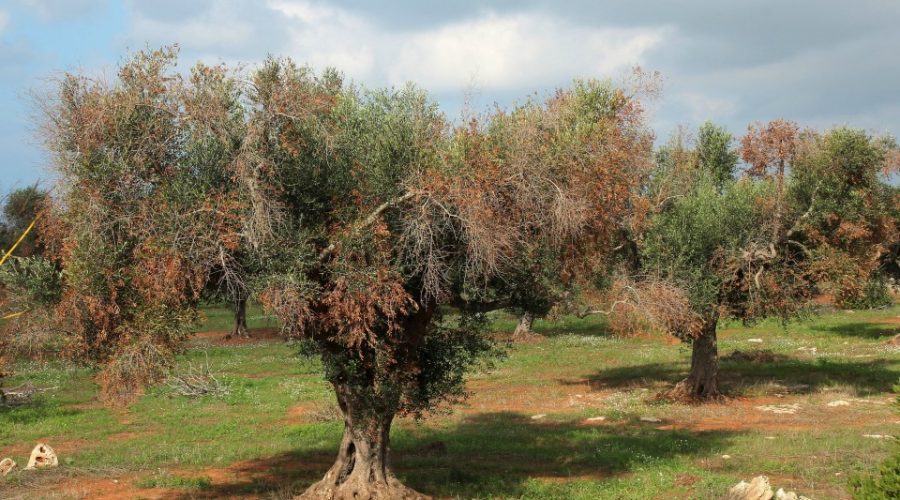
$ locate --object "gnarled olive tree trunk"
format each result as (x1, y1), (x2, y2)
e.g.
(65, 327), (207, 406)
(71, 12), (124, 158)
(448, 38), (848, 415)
(299, 384), (424, 500)
(230, 297), (250, 338)
(512, 311), (536, 340)
(299, 302), (436, 499)
(667, 315), (720, 400)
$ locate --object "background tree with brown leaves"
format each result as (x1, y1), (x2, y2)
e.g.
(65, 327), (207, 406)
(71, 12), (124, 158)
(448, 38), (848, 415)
(609, 121), (812, 400)
(611, 120), (897, 401)
(36, 48), (243, 403)
(786, 127), (899, 310)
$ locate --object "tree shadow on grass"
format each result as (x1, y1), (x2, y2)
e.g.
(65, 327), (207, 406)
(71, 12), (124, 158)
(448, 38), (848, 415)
(530, 318), (615, 338)
(167, 412), (735, 499)
(816, 321), (899, 340)
(0, 396), (83, 426)
(577, 356), (900, 397)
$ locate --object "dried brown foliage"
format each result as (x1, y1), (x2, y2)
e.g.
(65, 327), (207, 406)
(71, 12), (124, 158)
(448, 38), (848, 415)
(588, 277), (704, 339)
(36, 47), (244, 403)
(740, 119), (799, 180)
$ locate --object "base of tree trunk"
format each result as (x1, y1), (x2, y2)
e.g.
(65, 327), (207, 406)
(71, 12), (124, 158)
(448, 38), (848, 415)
(229, 324), (251, 338)
(299, 474), (426, 500)
(660, 318), (723, 402)
(299, 400), (428, 500)
(661, 377), (725, 403)
(511, 311), (539, 341)
(227, 298), (251, 339)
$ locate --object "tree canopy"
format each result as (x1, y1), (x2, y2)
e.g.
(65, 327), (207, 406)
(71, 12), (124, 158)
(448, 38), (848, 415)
(23, 48), (657, 498)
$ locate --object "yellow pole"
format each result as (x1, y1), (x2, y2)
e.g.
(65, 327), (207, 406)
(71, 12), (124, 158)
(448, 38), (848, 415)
(0, 217), (37, 268)
(0, 217), (39, 320)
(0, 311), (25, 320)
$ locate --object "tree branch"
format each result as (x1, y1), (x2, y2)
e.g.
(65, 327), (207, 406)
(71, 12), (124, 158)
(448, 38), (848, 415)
(784, 186), (819, 240)
(449, 297), (511, 314)
(318, 191), (418, 262)
(577, 300), (633, 318)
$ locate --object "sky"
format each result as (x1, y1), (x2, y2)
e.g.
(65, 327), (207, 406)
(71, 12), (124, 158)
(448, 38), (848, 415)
(1, 0), (898, 191)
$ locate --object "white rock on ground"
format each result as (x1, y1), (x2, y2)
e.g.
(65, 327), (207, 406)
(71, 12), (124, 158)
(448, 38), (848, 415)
(774, 488), (797, 500)
(25, 443), (58, 470)
(755, 404), (800, 414)
(727, 475), (773, 500)
(727, 475), (814, 500)
(530, 414), (546, 420)
(863, 434), (895, 439)
(639, 416), (662, 423)
(827, 400), (851, 407)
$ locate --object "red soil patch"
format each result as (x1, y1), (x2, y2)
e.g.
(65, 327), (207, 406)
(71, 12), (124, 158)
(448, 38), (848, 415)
(717, 328), (740, 339)
(286, 403), (311, 419)
(192, 327), (282, 346)
(44, 453), (329, 500)
(1, 438), (86, 459)
(107, 429), (157, 442)
(628, 330), (681, 345)
(51, 474), (169, 500)
(462, 377), (613, 414)
(658, 396), (891, 432)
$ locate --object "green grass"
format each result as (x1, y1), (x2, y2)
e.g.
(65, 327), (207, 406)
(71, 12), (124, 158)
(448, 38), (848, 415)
(195, 302), (279, 332)
(1, 304), (898, 498)
(135, 473), (212, 490)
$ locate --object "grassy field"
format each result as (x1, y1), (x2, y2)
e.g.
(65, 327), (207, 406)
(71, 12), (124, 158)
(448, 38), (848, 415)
(1, 304), (898, 499)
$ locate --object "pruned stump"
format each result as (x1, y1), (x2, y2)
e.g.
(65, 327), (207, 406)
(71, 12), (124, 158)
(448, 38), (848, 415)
(25, 443), (58, 470)
(0, 457), (16, 476)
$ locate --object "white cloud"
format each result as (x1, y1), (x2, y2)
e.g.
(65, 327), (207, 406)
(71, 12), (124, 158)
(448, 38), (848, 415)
(130, 0), (665, 94)
(389, 14), (664, 91)
(129, 3), (257, 56)
(678, 92), (737, 122)
(268, 0), (377, 80)
(0, 9), (9, 35)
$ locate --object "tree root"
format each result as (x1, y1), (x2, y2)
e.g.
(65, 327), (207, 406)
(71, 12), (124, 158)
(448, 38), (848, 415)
(657, 378), (727, 404)
(298, 474), (428, 500)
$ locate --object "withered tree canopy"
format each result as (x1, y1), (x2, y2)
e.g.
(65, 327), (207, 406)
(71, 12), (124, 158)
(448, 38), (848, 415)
(620, 121), (898, 401)
(37, 48), (245, 402)
(35, 48), (656, 499)
(237, 60), (655, 497)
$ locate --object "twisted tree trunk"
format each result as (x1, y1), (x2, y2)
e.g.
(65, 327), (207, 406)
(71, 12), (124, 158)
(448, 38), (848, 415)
(666, 316), (720, 400)
(512, 311), (536, 340)
(300, 302), (436, 499)
(230, 297), (250, 338)
(298, 383), (426, 500)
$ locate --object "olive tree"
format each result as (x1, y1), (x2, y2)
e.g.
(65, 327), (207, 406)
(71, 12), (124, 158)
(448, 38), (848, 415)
(617, 122), (806, 400)
(620, 121), (897, 400)
(36, 47), (654, 496)
(237, 60), (653, 498)
(37, 48), (243, 402)
(788, 127), (898, 309)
